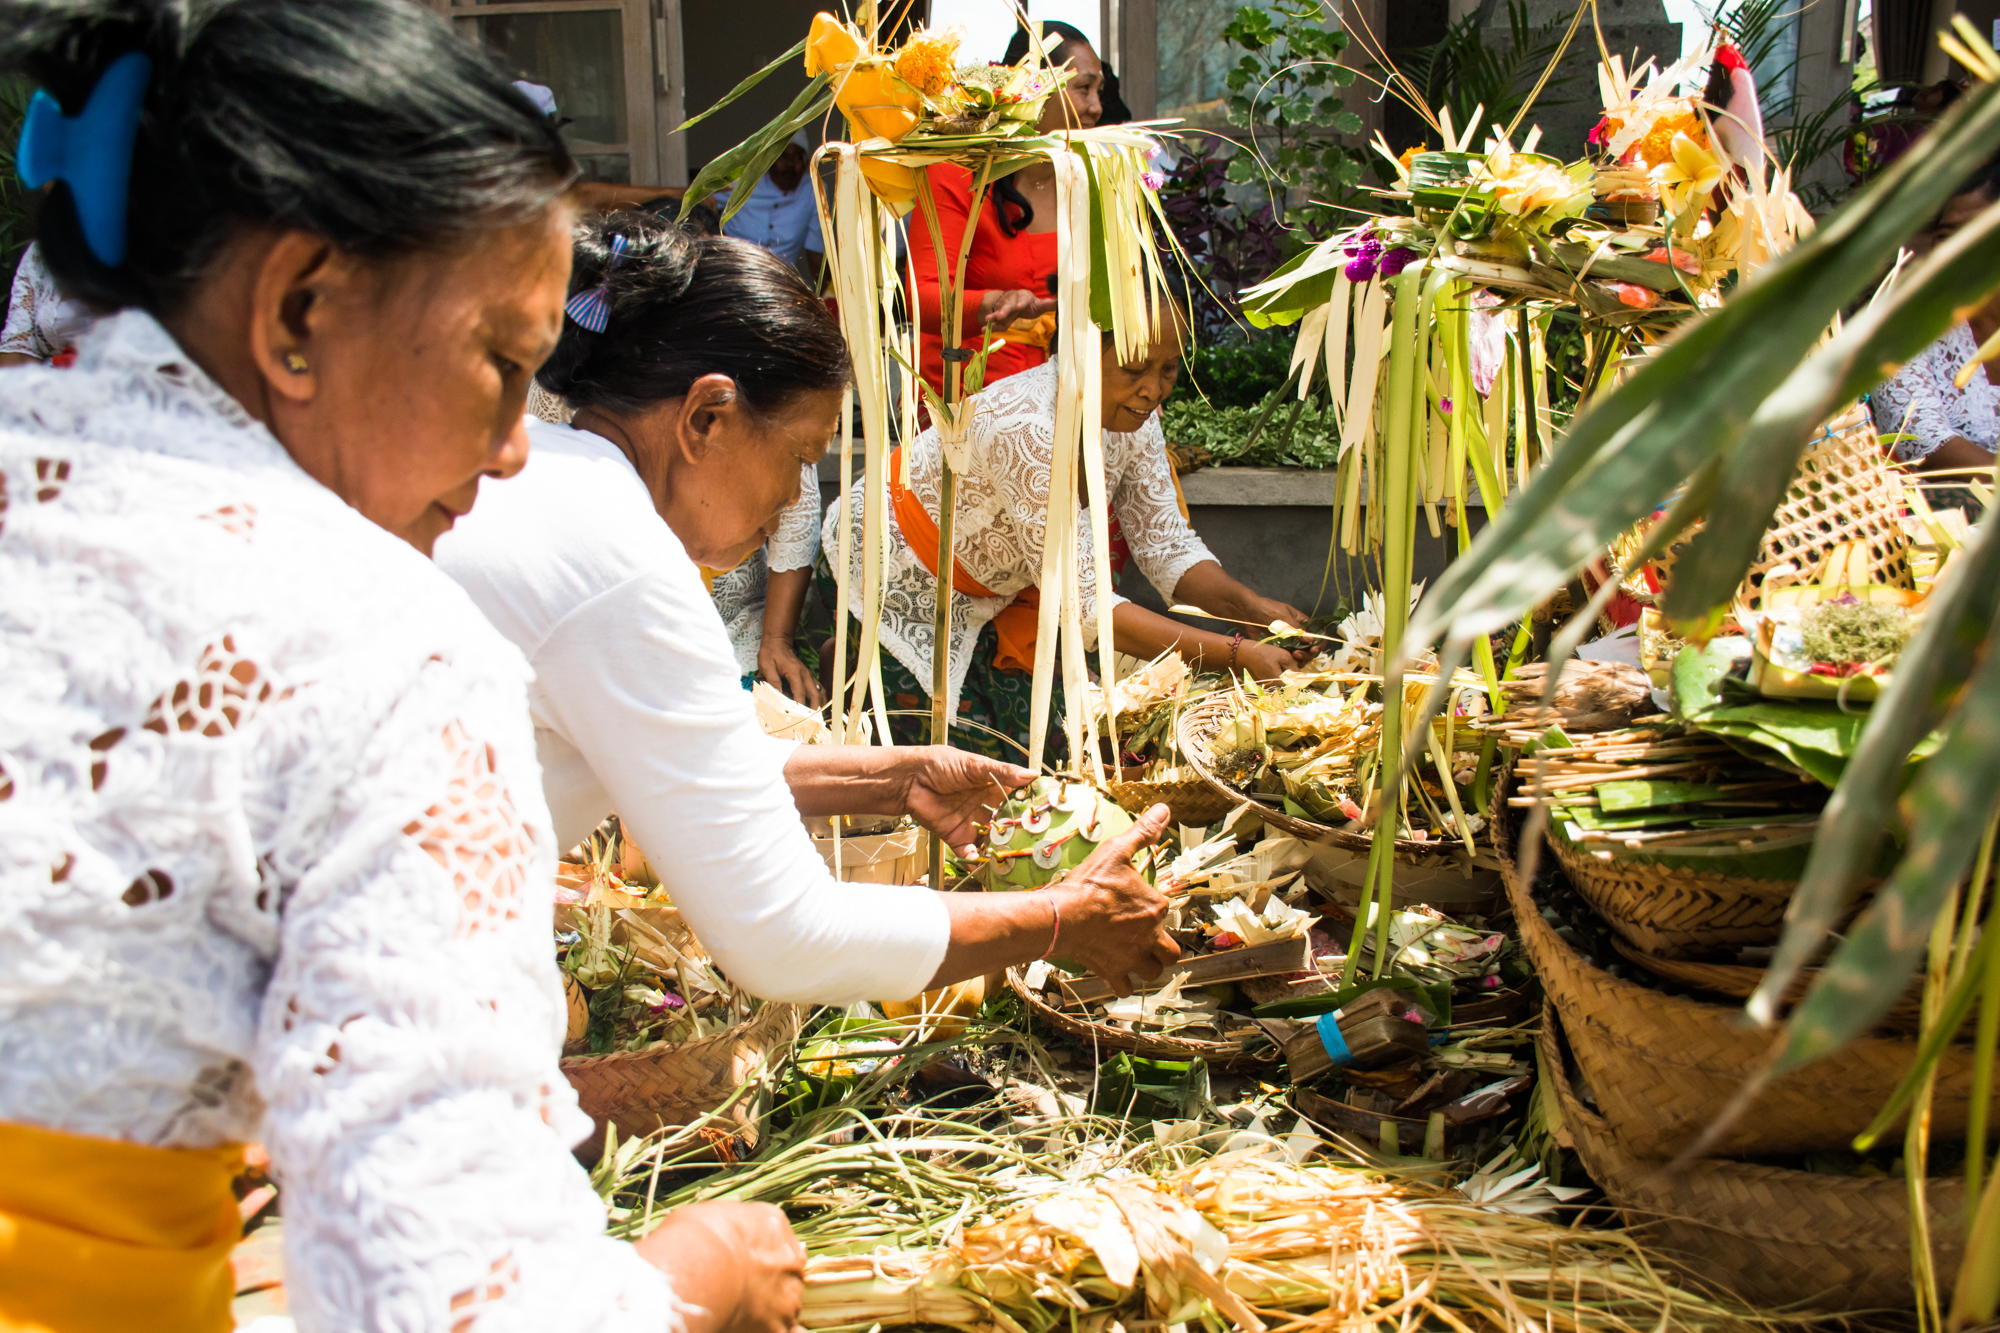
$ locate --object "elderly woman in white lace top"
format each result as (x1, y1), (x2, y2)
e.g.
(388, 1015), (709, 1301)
(0, 2), (798, 1330)
(826, 304), (1309, 755)
(1872, 169), (2000, 491)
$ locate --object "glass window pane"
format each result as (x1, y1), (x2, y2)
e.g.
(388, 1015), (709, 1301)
(1156, 0), (1329, 129)
(476, 9), (627, 146)
(575, 152), (632, 183)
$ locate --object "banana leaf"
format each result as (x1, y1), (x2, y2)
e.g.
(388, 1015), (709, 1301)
(1773, 621), (2000, 1070)
(1752, 512), (2000, 1021)
(1399, 77), (2000, 657)
(681, 73), (831, 224)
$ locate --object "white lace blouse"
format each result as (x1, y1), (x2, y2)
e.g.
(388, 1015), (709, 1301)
(710, 462), (822, 675)
(824, 361), (1214, 717)
(1871, 321), (2000, 462)
(0, 312), (679, 1332)
(1, 242), (93, 362)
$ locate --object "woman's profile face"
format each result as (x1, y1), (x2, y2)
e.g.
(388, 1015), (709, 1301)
(270, 206), (575, 554)
(666, 383), (842, 571)
(1039, 42), (1104, 133)
(1101, 309), (1185, 433)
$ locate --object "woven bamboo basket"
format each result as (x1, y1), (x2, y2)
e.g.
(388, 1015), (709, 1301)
(1105, 776), (1240, 828)
(562, 999), (805, 1155)
(1542, 1003), (1963, 1310)
(1607, 935), (1931, 1037)
(1616, 403), (1910, 613)
(1007, 967), (1282, 1072)
(1176, 696), (1466, 868)
(1544, 829), (1799, 959)
(1494, 791), (1996, 1157)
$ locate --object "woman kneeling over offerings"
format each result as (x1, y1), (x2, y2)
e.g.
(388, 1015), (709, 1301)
(436, 215), (1179, 1010)
(0, 1), (812, 1329)
(827, 294), (1311, 756)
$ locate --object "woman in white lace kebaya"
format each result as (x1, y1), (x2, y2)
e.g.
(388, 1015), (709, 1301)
(0, 241), (93, 366)
(826, 304), (1310, 755)
(706, 461), (826, 702)
(0, 3), (798, 1330)
(1870, 166), (2000, 501)
(438, 219), (1180, 1013)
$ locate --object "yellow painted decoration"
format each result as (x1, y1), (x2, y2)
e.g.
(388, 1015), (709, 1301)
(857, 153), (918, 206)
(877, 975), (986, 1041)
(804, 12), (862, 77)
(0, 1119), (242, 1333)
(835, 65), (921, 145)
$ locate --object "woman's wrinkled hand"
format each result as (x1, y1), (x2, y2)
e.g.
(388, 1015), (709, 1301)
(758, 636), (825, 709)
(633, 1200), (805, 1333)
(979, 288), (1058, 331)
(1234, 640), (1309, 683)
(1048, 803), (1179, 997)
(899, 747), (1034, 853)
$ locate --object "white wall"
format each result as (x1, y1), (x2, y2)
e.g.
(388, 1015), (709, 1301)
(928, 0), (1101, 62)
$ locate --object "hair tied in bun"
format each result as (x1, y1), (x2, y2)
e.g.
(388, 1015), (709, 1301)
(564, 232), (629, 333)
(18, 50), (151, 266)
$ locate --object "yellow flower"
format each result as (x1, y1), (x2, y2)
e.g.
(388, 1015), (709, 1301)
(1649, 131), (1726, 215)
(858, 153), (918, 207)
(1483, 150), (1589, 219)
(804, 12), (862, 77)
(893, 27), (961, 99)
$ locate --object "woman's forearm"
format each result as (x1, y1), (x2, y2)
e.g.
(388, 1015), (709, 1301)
(761, 566), (813, 646)
(1916, 435), (2000, 475)
(1170, 559), (1294, 626)
(1110, 600), (1240, 673)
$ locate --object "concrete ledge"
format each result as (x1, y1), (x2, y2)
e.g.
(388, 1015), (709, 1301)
(1179, 466), (1338, 506)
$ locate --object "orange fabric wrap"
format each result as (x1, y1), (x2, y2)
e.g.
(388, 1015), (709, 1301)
(889, 448), (1040, 675)
(0, 1120), (243, 1333)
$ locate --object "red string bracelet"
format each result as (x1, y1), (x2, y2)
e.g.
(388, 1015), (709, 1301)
(1040, 895), (1061, 960)
(1228, 631), (1244, 675)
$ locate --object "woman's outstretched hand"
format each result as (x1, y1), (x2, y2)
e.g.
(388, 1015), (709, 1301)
(633, 1200), (805, 1333)
(979, 288), (1058, 330)
(758, 636), (825, 708)
(898, 747), (1035, 853)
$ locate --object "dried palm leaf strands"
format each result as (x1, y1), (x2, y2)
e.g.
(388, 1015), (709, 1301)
(790, 1150), (1812, 1333)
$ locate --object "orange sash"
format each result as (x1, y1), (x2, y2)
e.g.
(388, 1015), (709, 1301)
(0, 1120), (243, 1333)
(889, 447), (1040, 674)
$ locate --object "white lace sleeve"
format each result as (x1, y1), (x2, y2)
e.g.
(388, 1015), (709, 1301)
(1, 243), (90, 361)
(256, 658), (683, 1333)
(1107, 413), (1215, 603)
(768, 462), (822, 572)
(1872, 323), (2000, 463)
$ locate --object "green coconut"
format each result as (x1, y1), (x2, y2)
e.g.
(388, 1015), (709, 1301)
(980, 776), (1136, 892)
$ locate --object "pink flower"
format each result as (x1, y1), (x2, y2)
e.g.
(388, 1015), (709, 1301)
(1378, 246), (1418, 277)
(1141, 170), (1166, 190)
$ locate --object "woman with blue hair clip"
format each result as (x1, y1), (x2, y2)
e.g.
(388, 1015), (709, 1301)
(0, 1), (806, 1330)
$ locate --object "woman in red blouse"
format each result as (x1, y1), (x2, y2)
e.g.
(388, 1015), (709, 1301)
(909, 22), (1103, 396)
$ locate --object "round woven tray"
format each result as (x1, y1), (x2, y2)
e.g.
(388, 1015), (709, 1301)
(1541, 1002), (1964, 1310)
(1545, 830), (1799, 959)
(1105, 777), (1240, 829)
(1006, 967), (1282, 1072)
(1175, 695), (1464, 866)
(562, 1000), (805, 1155)
(1494, 788), (1996, 1157)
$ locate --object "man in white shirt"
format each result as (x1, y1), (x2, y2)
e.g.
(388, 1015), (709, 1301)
(714, 131), (826, 279)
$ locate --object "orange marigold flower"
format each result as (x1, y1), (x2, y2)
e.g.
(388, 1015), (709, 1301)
(895, 28), (961, 98)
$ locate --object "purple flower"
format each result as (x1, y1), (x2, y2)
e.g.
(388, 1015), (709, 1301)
(1439, 395), (1453, 414)
(1342, 234), (1383, 260)
(1379, 246), (1418, 277)
(1343, 254), (1378, 282)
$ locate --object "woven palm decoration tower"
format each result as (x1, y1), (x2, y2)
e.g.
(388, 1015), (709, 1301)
(687, 6), (1178, 884)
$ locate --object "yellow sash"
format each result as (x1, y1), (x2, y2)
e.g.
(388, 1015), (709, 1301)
(0, 1120), (242, 1333)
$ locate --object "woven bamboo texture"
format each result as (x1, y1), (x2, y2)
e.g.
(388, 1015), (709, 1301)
(1105, 777), (1239, 829)
(1607, 935), (1931, 1037)
(1616, 404), (1910, 610)
(1541, 1003), (1963, 1310)
(1546, 832), (1797, 959)
(1176, 696), (1464, 867)
(1494, 791), (1996, 1157)
(1007, 968), (1282, 1071)
(562, 1000), (805, 1151)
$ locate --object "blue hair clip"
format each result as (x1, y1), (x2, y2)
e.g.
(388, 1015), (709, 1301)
(17, 52), (153, 268)
(564, 233), (629, 333)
